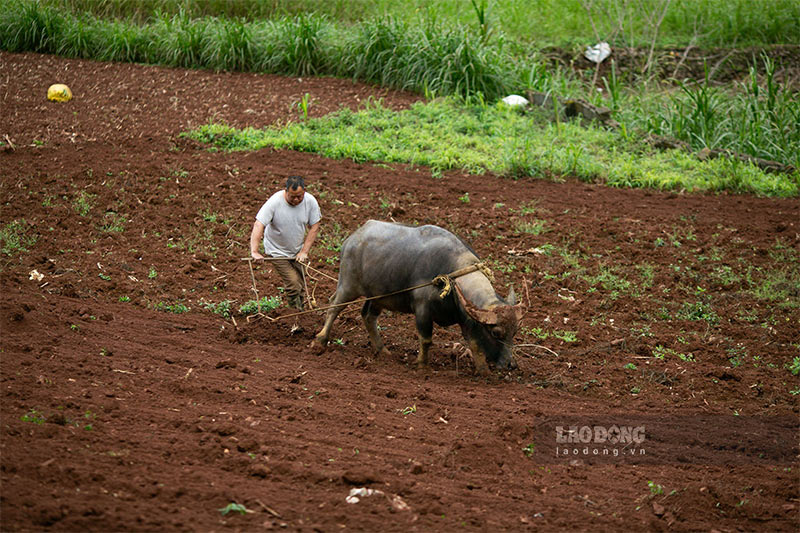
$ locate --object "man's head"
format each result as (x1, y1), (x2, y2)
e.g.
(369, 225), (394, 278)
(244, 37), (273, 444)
(284, 175), (305, 206)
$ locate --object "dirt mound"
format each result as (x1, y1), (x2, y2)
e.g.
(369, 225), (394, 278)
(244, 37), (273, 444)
(1, 51), (798, 531)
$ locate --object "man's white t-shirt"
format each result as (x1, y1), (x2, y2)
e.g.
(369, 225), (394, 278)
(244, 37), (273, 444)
(256, 191), (321, 258)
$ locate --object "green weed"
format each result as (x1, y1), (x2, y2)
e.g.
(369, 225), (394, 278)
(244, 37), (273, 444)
(787, 357), (800, 376)
(677, 299), (719, 325)
(99, 212), (126, 233)
(652, 345), (693, 362)
(21, 409), (46, 425)
(648, 481), (664, 496)
(218, 502), (248, 516)
(513, 219), (549, 235)
(204, 300), (232, 319)
(522, 443), (535, 457)
(727, 345), (747, 368)
(155, 301), (190, 313)
(72, 190), (95, 217)
(0, 219), (37, 256)
(239, 296), (281, 315)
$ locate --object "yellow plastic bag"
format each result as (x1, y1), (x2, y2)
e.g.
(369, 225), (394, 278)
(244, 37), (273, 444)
(47, 84), (73, 102)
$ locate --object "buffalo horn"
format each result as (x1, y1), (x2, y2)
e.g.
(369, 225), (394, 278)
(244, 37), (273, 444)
(454, 282), (499, 325)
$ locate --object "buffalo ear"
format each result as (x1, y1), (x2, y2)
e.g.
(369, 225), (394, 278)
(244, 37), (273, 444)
(512, 303), (525, 322)
(507, 285), (517, 306)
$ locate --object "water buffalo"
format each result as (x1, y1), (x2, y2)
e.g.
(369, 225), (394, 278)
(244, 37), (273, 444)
(313, 220), (524, 375)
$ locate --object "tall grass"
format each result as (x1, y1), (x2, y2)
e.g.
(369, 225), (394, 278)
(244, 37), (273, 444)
(0, 1), (519, 99)
(35, 0), (800, 48)
(617, 58), (800, 169)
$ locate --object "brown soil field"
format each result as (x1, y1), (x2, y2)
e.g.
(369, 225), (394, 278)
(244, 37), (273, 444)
(1, 51), (798, 531)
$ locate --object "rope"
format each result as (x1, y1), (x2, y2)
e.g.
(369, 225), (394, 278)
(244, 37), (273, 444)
(243, 259), (490, 323)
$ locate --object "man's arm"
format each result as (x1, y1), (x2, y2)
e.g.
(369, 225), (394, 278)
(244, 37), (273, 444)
(250, 220), (266, 259)
(295, 221), (320, 263)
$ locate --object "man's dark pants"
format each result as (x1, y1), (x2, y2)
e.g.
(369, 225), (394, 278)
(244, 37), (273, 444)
(272, 258), (305, 309)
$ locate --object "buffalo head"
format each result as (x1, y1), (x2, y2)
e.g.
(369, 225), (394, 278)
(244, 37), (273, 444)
(454, 283), (524, 372)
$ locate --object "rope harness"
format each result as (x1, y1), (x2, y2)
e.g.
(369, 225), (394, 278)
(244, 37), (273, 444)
(242, 257), (493, 322)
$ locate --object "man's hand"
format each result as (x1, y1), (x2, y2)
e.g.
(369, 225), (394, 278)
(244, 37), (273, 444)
(251, 251), (265, 260)
(295, 251), (309, 264)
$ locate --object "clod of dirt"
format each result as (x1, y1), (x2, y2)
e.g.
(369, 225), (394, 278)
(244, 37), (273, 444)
(248, 463), (271, 478)
(215, 360), (237, 369)
(342, 469), (382, 486)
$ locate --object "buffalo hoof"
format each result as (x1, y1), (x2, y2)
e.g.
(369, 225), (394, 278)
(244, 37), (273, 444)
(474, 365), (491, 377)
(310, 338), (327, 355)
(377, 347), (391, 359)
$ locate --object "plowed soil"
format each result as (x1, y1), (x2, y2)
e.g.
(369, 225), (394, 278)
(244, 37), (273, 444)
(1, 51), (798, 532)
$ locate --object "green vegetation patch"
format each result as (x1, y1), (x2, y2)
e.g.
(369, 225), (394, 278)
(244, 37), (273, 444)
(239, 296), (282, 316)
(185, 98), (797, 196)
(0, 219), (38, 256)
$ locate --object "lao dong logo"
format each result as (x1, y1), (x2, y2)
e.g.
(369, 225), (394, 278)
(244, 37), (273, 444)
(555, 425), (646, 458)
(556, 425), (646, 445)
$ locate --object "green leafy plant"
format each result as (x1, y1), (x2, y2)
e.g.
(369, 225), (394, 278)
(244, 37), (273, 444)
(204, 300), (232, 318)
(522, 442), (535, 457)
(648, 481), (664, 496)
(295, 92), (311, 119)
(727, 345), (747, 368)
(400, 404), (416, 415)
(21, 409), (46, 425)
(218, 502), (249, 516)
(787, 357), (800, 376)
(155, 301), (190, 314)
(239, 296), (282, 315)
(553, 330), (578, 343)
(677, 300), (719, 325)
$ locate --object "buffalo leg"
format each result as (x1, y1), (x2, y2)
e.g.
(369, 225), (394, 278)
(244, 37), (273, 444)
(362, 302), (390, 357)
(413, 310), (433, 368)
(313, 290), (351, 350)
(469, 339), (490, 376)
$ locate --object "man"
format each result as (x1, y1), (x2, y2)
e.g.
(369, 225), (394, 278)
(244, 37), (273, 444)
(250, 175), (321, 310)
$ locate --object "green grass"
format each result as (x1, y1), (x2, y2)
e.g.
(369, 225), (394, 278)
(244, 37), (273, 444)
(0, 219), (37, 256)
(184, 98), (797, 196)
